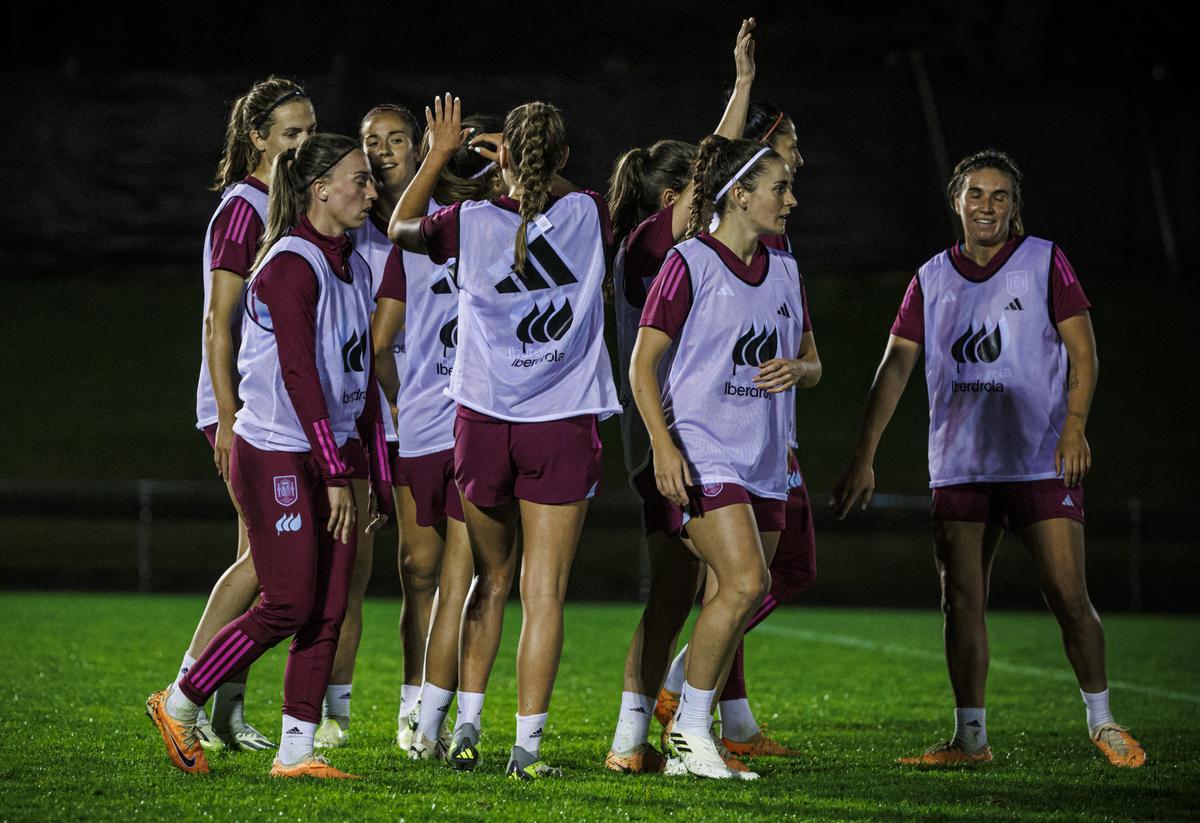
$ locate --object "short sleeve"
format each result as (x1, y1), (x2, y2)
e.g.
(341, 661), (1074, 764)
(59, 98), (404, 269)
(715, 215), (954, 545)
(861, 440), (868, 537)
(209, 197), (264, 278)
(639, 251), (693, 339)
(889, 275), (925, 344)
(376, 246), (406, 302)
(579, 189), (615, 251)
(800, 276), (814, 336)
(1050, 245), (1091, 324)
(419, 202), (463, 265)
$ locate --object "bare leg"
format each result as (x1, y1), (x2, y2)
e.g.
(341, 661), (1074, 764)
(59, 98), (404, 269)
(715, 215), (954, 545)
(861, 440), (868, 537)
(423, 517), (475, 690)
(934, 520), (1004, 708)
(397, 485), (444, 686)
(1020, 518), (1107, 693)
(515, 499), (589, 715)
(458, 498), (520, 694)
(328, 479), (375, 686)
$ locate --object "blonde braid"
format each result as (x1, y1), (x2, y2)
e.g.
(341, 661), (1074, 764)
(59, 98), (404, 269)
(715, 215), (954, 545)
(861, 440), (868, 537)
(504, 102), (566, 273)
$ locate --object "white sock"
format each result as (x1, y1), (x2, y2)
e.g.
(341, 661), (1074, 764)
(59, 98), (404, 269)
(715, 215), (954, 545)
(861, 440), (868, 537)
(953, 707), (987, 752)
(324, 684), (352, 726)
(664, 646), (688, 694)
(718, 698), (759, 742)
(611, 691), (655, 753)
(418, 684), (454, 741)
(166, 684), (200, 722)
(676, 681), (717, 736)
(279, 715), (317, 765)
(455, 691), (485, 732)
(211, 682), (246, 730)
(175, 653), (197, 686)
(516, 712), (548, 758)
(399, 683), (422, 723)
(1081, 689), (1114, 731)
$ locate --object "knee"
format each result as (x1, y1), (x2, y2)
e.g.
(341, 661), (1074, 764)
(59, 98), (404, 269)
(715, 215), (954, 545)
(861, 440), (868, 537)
(939, 579), (985, 620)
(520, 574), (568, 614)
(399, 547), (439, 597)
(723, 568), (770, 617)
(1046, 588), (1097, 627)
(253, 592), (315, 637)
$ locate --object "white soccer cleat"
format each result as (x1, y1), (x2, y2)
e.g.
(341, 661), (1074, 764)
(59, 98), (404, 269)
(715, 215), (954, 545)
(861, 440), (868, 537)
(665, 726), (758, 780)
(408, 731), (447, 761)
(314, 717), (349, 749)
(396, 704), (419, 750)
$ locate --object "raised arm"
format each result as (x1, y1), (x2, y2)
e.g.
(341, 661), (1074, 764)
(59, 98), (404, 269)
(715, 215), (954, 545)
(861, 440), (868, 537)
(830, 334), (922, 518)
(1055, 311), (1098, 487)
(671, 17), (757, 240)
(389, 93), (468, 252)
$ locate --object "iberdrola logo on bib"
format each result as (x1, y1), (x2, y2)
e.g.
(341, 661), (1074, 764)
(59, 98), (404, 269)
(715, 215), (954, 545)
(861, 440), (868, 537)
(516, 299), (573, 353)
(731, 325), (778, 375)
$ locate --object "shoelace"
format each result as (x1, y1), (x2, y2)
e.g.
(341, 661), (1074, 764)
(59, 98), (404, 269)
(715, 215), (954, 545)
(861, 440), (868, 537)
(1095, 726), (1130, 756)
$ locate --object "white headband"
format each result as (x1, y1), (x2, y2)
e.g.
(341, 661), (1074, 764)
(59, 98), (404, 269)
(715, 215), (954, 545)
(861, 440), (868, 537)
(468, 161), (496, 180)
(714, 146), (771, 203)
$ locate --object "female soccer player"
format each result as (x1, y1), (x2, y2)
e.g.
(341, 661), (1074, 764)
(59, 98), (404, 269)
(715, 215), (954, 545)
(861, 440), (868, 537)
(630, 135), (817, 779)
(148, 133), (391, 779)
(378, 114), (503, 759)
(831, 149), (1145, 769)
(390, 95), (620, 779)
(179, 77), (315, 752)
(654, 99), (817, 762)
(312, 103), (422, 749)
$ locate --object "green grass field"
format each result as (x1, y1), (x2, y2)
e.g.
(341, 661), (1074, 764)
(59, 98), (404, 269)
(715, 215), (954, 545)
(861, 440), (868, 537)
(0, 594), (1196, 821)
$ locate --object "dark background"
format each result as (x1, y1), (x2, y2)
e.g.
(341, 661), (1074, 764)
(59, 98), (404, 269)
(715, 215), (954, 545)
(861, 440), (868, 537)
(1, 2), (1194, 609)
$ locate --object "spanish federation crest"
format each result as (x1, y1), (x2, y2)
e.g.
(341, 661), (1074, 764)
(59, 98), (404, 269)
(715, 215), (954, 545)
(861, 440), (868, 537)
(273, 475), (298, 507)
(1006, 271), (1029, 298)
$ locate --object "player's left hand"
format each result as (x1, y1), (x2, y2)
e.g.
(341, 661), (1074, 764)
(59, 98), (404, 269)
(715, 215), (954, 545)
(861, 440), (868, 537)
(426, 93), (471, 161)
(468, 132), (502, 163)
(753, 358), (804, 392)
(1055, 427), (1091, 487)
(365, 485), (388, 534)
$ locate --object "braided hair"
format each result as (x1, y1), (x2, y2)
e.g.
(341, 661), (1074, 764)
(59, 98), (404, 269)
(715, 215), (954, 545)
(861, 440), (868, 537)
(607, 140), (696, 244)
(947, 149), (1025, 237)
(255, 133), (360, 268)
(210, 77), (309, 191)
(503, 102), (568, 274)
(685, 135), (777, 238)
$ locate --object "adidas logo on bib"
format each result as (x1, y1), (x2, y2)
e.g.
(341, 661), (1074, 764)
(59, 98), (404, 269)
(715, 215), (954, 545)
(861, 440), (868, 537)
(717, 284), (735, 297)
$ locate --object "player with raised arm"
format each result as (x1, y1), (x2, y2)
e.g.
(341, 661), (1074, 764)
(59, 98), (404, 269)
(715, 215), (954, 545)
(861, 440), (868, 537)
(831, 150), (1145, 769)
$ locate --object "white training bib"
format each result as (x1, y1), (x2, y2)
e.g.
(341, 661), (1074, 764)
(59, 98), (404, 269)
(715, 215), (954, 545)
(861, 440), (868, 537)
(195, 181), (268, 429)
(448, 193), (620, 422)
(235, 235), (374, 452)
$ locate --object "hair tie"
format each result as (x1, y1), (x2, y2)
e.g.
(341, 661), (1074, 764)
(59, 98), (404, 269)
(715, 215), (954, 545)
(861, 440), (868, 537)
(468, 161), (496, 180)
(758, 111), (785, 145)
(714, 146), (772, 203)
(252, 88), (307, 129)
(302, 146), (358, 189)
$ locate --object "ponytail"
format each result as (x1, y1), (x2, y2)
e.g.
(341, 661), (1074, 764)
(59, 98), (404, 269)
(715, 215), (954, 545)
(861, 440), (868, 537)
(210, 77), (309, 191)
(503, 102), (567, 274)
(607, 140), (696, 244)
(254, 133), (360, 268)
(686, 135), (776, 238)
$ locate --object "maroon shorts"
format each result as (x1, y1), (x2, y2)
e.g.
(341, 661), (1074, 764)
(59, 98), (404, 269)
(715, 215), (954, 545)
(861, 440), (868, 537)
(205, 425), (368, 481)
(387, 442), (409, 487)
(202, 422), (218, 449)
(666, 481), (788, 536)
(397, 448), (464, 526)
(931, 479), (1085, 531)
(452, 406), (602, 507)
(632, 464), (671, 536)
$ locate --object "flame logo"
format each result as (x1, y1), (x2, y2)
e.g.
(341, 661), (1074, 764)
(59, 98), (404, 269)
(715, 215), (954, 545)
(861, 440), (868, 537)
(341, 329), (367, 373)
(731, 325), (779, 375)
(275, 512), (303, 534)
(438, 316), (458, 358)
(950, 321), (1003, 370)
(516, 299), (573, 353)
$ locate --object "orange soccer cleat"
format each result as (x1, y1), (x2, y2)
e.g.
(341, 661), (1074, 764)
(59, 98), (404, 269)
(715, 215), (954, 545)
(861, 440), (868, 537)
(146, 688), (210, 775)
(604, 742), (667, 774)
(1090, 723), (1147, 768)
(654, 688), (680, 727)
(270, 754), (362, 779)
(722, 726), (803, 758)
(897, 740), (993, 767)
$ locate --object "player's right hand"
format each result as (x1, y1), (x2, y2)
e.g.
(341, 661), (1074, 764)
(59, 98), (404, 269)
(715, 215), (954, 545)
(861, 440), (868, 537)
(213, 416), (235, 482)
(653, 441), (692, 507)
(326, 484), (356, 544)
(733, 17), (756, 84)
(830, 458), (875, 520)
